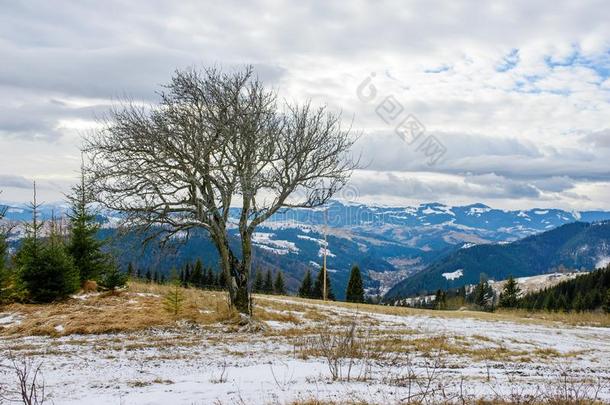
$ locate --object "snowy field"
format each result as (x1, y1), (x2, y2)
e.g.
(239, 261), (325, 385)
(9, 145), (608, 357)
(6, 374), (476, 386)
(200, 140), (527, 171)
(1, 292), (609, 404)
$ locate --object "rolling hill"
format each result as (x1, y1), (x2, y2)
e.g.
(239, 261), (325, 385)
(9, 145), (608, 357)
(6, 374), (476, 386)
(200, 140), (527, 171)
(385, 221), (610, 300)
(4, 200), (610, 299)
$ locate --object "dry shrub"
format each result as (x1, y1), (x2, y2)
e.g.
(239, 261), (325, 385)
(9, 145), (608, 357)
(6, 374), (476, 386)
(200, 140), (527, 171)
(294, 319), (379, 381)
(0, 355), (48, 405)
(82, 280), (98, 293)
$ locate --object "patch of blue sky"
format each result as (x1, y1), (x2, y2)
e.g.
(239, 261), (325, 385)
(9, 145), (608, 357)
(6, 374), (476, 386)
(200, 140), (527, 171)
(496, 48), (519, 72)
(544, 48), (610, 82)
(424, 64), (452, 74)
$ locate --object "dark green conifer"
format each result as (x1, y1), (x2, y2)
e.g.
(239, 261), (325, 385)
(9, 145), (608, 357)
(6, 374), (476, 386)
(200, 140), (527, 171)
(345, 265), (365, 303)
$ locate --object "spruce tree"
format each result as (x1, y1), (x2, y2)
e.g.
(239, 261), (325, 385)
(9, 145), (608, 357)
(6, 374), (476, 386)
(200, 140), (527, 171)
(145, 269), (152, 282)
(67, 167), (112, 283)
(191, 260), (203, 288)
(434, 289), (447, 310)
(204, 267), (214, 288)
(498, 275), (521, 308)
(604, 289), (610, 314)
(17, 188), (80, 302)
(218, 270), (227, 289)
(298, 269), (313, 298)
(345, 265), (365, 303)
(273, 271), (286, 295)
(100, 265), (127, 291)
(184, 263), (191, 287)
(127, 262), (135, 279)
(252, 269), (264, 293)
(163, 272), (185, 317)
(472, 275), (494, 311)
(312, 267), (334, 300)
(263, 270), (273, 294)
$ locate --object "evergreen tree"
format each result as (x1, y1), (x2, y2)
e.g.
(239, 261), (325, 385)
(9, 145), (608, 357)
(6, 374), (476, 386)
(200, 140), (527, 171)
(603, 289), (610, 314)
(252, 269), (264, 293)
(184, 263), (191, 287)
(67, 167), (112, 283)
(498, 275), (521, 308)
(127, 262), (135, 279)
(17, 189), (79, 302)
(298, 270), (313, 298)
(556, 294), (568, 312)
(472, 275), (494, 311)
(273, 271), (286, 295)
(218, 270), (227, 289)
(573, 292), (584, 312)
(163, 271), (185, 317)
(345, 265), (365, 303)
(204, 267), (214, 288)
(312, 267), (335, 300)
(263, 269), (273, 294)
(543, 293), (556, 311)
(136, 267), (142, 279)
(434, 289), (447, 310)
(99, 265), (127, 291)
(191, 260), (203, 288)
(145, 269), (152, 282)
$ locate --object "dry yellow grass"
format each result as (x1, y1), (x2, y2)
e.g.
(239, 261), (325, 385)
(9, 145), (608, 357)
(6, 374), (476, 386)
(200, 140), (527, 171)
(0, 281), (237, 337)
(256, 295), (610, 328)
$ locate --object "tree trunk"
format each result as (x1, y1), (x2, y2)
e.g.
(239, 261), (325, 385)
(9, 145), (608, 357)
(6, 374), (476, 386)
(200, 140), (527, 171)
(210, 226), (252, 315)
(232, 264), (250, 314)
(233, 230), (252, 315)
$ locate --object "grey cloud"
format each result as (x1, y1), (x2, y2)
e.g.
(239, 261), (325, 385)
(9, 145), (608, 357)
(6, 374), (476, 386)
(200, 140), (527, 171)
(582, 129), (610, 149)
(0, 174), (33, 189)
(352, 171), (543, 201)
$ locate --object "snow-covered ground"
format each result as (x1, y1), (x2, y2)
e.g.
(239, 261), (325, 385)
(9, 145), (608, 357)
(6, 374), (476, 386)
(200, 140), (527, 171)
(1, 295), (609, 404)
(490, 272), (584, 296)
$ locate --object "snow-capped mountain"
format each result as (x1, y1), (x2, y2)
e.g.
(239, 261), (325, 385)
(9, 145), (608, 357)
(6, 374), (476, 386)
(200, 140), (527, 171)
(3, 200), (610, 299)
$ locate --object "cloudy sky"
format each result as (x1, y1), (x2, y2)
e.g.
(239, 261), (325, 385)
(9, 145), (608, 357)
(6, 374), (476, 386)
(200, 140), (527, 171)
(2, 0), (610, 210)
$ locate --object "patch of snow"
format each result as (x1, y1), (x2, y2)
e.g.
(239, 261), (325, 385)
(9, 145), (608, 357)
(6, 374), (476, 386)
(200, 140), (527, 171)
(596, 255), (610, 269)
(533, 210), (549, 215)
(317, 247), (335, 258)
(468, 206), (491, 216)
(442, 269), (463, 281)
(252, 232), (299, 255)
(297, 235), (326, 245)
(0, 313), (22, 327)
(71, 292), (101, 301)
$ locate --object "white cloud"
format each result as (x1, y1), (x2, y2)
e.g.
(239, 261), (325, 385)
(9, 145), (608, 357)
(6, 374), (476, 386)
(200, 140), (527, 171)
(1, 0), (610, 209)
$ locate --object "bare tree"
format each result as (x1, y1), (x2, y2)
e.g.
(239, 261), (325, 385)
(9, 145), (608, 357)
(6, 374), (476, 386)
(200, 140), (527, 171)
(85, 66), (356, 314)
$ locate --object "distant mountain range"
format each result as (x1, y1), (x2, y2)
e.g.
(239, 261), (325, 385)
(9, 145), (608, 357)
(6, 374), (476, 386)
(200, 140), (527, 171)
(384, 221), (610, 301)
(3, 200), (610, 300)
